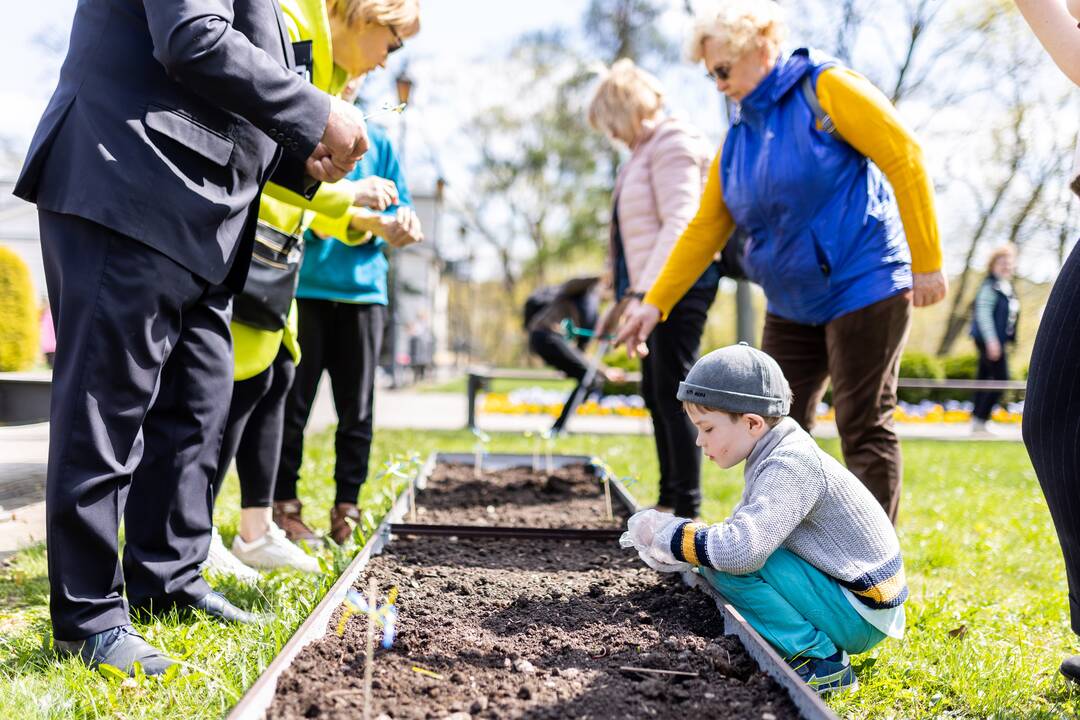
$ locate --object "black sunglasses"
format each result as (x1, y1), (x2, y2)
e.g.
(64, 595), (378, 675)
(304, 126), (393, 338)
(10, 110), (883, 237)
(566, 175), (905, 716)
(705, 63), (732, 82)
(388, 25), (404, 54)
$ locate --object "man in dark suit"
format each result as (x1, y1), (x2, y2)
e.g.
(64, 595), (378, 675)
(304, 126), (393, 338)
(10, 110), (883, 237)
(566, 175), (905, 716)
(13, 0), (371, 676)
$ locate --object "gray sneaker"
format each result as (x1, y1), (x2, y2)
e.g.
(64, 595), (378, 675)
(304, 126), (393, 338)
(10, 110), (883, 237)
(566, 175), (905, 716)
(54, 624), (174, 676)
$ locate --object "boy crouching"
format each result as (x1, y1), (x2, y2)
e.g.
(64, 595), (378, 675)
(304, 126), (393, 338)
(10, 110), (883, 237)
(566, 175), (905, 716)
(625, 344), (906, 695)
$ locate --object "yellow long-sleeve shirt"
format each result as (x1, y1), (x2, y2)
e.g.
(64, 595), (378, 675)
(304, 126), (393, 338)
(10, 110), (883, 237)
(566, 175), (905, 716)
(643, 67), (942, 318)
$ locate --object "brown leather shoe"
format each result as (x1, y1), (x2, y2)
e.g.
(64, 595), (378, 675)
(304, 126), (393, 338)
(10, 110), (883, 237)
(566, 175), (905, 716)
(272, 500), (321, 546)
(329, 503), (363, 546)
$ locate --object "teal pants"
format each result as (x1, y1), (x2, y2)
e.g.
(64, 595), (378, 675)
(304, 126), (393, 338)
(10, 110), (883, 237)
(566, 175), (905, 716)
(701, 548), (887, 661)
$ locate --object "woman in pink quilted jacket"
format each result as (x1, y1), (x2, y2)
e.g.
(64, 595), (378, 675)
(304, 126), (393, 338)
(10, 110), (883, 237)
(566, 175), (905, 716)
(588, 59), (720, 518)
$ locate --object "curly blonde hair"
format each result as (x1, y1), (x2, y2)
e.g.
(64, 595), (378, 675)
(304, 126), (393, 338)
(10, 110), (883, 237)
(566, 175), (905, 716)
(686, 0), (787, 63)
(330, 0), (420, 33)
(587, 58), (665, 143)
(986, 244), (1017, 275)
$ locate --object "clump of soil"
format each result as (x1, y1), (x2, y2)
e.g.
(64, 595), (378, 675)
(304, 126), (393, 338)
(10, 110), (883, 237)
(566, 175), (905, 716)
(269, 537), (797, 720)
(415, 463), (626, 529)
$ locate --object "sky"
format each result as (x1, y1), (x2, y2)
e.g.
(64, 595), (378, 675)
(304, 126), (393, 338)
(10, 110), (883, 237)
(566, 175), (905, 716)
(1, 0), (602, 156)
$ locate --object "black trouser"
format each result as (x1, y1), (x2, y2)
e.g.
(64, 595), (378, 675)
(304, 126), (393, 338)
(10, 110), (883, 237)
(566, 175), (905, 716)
(641, 283), (717, 517)
(972, 338), (1009, 422)
(277, 299), (385, 505)
(212, 345), (295, 508)
(528, 328), (589, 381)
(40, 210), (231, 639)
(1024, 241), (1080, 635)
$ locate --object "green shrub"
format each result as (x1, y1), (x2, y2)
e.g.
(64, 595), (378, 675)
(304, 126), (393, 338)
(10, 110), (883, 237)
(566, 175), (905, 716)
(933, 353), (980, 403)
(0, 246), (39, 372)
(942, 353), (979, 380)
(898, 351), (943, 404)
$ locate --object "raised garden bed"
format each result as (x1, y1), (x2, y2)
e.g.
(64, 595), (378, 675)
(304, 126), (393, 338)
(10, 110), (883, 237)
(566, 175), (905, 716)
(253, 455), (815, 720)
(411, 460), (623, 529)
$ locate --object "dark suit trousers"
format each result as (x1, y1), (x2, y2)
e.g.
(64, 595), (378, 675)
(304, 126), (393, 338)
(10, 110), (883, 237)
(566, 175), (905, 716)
(212, 345), (295, 508)
(1023, 242), (1080, 635)
(276, 299), (385, 506)
(40, 210), (232, 640)
(762, 292), (911, 523)
(641, 284), (716, 517)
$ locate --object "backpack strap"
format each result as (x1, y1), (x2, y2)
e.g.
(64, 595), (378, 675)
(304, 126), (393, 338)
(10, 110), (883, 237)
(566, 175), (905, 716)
(800, 70), (847, 145)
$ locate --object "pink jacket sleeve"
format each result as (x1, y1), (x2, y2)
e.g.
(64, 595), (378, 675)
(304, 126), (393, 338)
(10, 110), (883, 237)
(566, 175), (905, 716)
(636, 125), (710, 293)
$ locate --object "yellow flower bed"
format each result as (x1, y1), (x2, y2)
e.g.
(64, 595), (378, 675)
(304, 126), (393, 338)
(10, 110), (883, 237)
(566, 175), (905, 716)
(482, 393), (649, 418)
(481, 393), (1023, 424)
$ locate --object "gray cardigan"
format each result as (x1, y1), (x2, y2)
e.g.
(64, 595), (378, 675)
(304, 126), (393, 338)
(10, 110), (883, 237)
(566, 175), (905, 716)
(663, 418), (908, 609)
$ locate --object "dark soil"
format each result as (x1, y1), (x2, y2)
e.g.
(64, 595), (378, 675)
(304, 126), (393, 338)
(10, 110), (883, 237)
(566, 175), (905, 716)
(267, 464), (799, 720)
(413, 463), (627, 529)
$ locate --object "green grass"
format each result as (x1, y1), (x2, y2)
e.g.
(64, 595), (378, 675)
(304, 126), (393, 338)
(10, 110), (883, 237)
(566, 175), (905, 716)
(1, 431), (1077, 718)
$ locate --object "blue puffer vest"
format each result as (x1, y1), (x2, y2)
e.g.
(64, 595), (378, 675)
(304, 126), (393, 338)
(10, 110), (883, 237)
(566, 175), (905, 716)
(723, 48), (912, 326)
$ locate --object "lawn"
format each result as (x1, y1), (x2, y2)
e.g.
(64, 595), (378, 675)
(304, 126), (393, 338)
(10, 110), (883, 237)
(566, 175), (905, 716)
(1, 429), (1077, 719)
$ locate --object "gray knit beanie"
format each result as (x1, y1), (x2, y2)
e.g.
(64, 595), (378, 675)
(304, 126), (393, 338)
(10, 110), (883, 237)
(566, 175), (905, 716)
(677, 343), (792, 417)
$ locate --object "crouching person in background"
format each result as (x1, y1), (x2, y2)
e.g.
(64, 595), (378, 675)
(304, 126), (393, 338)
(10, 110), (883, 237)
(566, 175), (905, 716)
(624, 344), (906, 695)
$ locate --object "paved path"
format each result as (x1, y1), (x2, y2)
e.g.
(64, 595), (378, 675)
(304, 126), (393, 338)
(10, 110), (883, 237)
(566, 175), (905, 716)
(0, 378), (1022, 558)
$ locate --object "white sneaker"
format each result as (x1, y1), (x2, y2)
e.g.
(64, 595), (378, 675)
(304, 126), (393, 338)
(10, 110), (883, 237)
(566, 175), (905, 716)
(202, 527), (261, 583)
(231, 521), (322, 573)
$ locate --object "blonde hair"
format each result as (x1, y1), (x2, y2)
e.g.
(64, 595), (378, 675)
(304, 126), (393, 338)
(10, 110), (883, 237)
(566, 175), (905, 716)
(686, 0), (787, 63)
(986, 244), (1017, 274)
(330, 0), (420, 33)
(587, 59), (665, 143)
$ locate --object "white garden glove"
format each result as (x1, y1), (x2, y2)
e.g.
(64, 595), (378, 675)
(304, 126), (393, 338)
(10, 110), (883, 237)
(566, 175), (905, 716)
(620, 509), (691, 574)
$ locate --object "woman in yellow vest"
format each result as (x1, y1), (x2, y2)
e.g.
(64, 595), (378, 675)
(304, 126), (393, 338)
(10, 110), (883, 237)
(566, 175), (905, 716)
(203, 0), (422, 580)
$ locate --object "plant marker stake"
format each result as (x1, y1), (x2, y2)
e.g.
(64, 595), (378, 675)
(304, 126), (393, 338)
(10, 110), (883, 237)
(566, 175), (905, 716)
(408, 478), (416, 522)
(603, 473), (613, 521)
(363, 578), (377, 720)
(543, 431), (554, 476)
(471, 428), (490, 480)
(524, 431), (538, 472)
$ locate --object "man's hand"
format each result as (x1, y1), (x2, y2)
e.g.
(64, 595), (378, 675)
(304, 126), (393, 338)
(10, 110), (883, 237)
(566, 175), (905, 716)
(306, 97), (370, 182)
(353, 177), (399, 211)
(378, 208), (424, 248)
(614, 302), (662, 358)
(912, 270), (948, 307)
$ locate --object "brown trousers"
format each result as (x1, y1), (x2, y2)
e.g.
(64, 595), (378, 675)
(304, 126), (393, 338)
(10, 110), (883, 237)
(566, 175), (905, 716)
(762, 292), (912, 523)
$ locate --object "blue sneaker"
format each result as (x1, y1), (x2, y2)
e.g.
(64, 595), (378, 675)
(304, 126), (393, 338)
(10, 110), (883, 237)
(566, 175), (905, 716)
(788, 651), (858, 695)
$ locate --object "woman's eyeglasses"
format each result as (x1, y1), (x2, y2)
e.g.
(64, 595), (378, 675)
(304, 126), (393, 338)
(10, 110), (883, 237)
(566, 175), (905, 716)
(706, 63), (732, 82)
(388, 25), (404, 54)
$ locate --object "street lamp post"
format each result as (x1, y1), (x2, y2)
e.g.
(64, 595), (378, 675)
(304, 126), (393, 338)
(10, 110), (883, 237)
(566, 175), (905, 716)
(387, 70), (414, 388)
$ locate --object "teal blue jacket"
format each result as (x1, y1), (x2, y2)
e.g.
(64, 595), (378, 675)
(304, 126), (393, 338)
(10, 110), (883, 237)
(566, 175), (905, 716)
(297, 123), (411, 305)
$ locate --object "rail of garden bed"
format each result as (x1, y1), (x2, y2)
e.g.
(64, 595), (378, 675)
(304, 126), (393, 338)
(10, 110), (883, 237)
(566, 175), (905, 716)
(226, 452), (838, 720)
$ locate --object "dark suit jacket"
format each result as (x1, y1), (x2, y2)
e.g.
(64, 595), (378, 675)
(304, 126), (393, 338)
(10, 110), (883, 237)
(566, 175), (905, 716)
(14, 0), (330, 289)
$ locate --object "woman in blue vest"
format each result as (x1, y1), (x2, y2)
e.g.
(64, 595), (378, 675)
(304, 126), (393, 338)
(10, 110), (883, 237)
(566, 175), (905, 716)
(616, 0), (946, 522)
(969, 245), (1020, 435)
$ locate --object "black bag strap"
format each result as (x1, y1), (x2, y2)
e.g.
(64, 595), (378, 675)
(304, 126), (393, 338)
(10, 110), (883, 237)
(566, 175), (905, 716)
(800, 69), (847, 146)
